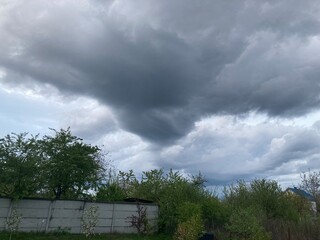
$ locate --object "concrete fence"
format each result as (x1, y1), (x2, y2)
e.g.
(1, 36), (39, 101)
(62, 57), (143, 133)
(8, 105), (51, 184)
(0, 197), (158, 234)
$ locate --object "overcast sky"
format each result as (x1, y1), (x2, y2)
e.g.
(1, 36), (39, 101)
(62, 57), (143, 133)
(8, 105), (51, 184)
(1, 0), (320, 188)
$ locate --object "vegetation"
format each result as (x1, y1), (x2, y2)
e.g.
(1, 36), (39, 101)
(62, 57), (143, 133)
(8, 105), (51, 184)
(1, 129), (320, 239)
(173, 202), (204, 240)
(221, 178), (319, 240)
(0, 232), (171, 240)
(6, 207), (22, 240)
(0, 128), (107, 200)
(225, 207), (270, 240)
(300, 169), (320, 212)
(0, 133), (43, 198)
(81, 205), (99, 238)
(40, 128), (106, 199)
(96, 168), (214, 234)
(126, 203), (150, 235)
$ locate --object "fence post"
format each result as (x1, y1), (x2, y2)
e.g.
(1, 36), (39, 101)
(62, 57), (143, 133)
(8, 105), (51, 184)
(80, 200), (87, 234)
(111, 203), (115, 233)
(5, 198), (13, 230)
(45, 200), (55, 233)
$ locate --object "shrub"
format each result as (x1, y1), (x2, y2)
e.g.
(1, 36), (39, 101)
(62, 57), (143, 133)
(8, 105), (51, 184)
(201, 197), (230, 230)
(6, 208), (22, 240)
(226, 207), (271, 240)
(127, 203), (150, 235)
(81, 205), (99, 238)
(176, 202), (202, 223)
(174, 214), (204, 240)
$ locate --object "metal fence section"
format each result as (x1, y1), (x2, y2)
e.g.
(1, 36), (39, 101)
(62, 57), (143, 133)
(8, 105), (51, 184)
(0, 197), (158, 234)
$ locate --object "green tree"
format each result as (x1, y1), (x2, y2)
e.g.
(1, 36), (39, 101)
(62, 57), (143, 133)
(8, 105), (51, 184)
(300, 170), (320, 212)
(226, 207), (271, 240)
(124, 169), (212, 233)
(132, 169), (165, 202)
(224, 178), (301, 221)
(250, 179), (285, 219)
(96, 182), (127, 202)
(201, 197), (230, 230)
(0, 133), (42, 198)
(97, 169), (224, 234)
(40, 128), (107, 199)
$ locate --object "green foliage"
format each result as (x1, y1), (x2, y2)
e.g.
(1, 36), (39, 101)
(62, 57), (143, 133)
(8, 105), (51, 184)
(96, 169), (138, 202)
(174, 202), (204, 240)
(51, 226), (71, 235)
(174, 214), (204, 240)
(0, 232), (172, 240)
(222, 178), (320, 240)
(156, 170), (209, 233)
(201, 197), (230, 229)
(0, 133), (42, 198)
(283, 192), (313, 219)
(101, 169), (212, 233)
(176, 202), (202, 223)
(0, 128), (108, 200)
(81, 205), (99, 238)
(226, 207), (271, 240)
(117, 170), (138, 196)
(250, 179), (287, 219)
(40, 128), (107, 199)
(300, 170), (320, 212)
(300, 170), (320, 197)
(133, 169), (165, 202)
(96, 182), (127, 202)
(223, 180), (251, 209)
(224, 178), (303, 221)
(6, 207), (22, 240)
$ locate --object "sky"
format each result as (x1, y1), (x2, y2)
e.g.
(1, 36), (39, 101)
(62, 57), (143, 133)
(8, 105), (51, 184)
(1, 0), (320, 188)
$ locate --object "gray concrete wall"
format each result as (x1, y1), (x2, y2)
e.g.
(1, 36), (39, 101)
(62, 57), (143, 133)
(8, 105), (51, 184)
(0, 197), (158, 234)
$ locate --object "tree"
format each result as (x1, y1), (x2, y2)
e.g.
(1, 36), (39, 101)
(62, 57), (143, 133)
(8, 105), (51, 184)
(300, 170), (320, 212)
(115, 169), (213, 233)
(40, 128), (107, 199)
(0, 133), (42, 198)
(226, 207), (271, 240)
(224, 178), (302, 221)
(174, 202), (204, 240)
(96, 182), (127, 202)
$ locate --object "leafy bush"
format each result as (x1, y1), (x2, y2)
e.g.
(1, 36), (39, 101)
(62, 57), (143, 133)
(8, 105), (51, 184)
(174, 214), (204, 240)
(224, 178), (304, 221)
(176, 202), (202, 223)
(81, 205), (99, 238)
(96, 182), (127, 202)
(6, 208), (22, 240)
(226, 207), (271, 240)
(173, 202), (204, 240)
(201, 197), (230, 230)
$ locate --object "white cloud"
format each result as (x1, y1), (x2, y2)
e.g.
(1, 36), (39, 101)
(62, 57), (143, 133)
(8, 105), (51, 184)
(97, 130), (158, 172)
(157, 113), (320, 186)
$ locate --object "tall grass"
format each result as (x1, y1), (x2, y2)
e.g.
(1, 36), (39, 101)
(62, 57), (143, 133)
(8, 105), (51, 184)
(0, 232), (172, 240)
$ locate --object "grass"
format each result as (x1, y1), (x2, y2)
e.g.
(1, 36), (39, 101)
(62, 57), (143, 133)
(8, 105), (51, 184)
(0, 232), (172, 240)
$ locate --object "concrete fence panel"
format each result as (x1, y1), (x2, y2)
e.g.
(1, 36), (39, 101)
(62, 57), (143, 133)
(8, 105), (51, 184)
(0, 197), (158, 234)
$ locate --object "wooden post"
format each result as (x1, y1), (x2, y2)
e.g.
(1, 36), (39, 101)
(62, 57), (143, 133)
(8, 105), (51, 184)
(288, 227), (291, 240)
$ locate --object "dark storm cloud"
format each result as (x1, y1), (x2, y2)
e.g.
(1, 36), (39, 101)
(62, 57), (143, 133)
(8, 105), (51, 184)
(1, 0), (320, 143)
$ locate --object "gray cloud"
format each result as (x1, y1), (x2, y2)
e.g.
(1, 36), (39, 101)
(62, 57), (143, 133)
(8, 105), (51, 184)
(1, 0), (320, 143)
(155, 116), (320, 185)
